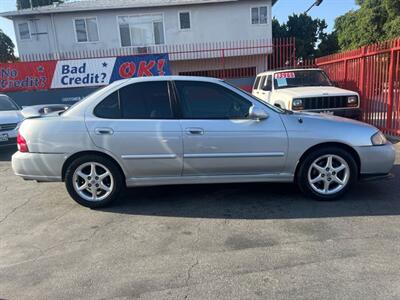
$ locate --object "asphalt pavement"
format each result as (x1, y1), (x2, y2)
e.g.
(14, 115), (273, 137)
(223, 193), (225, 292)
(0, 143), (399, 299)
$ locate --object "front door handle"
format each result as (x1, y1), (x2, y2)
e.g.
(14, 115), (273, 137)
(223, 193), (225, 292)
(95, 128), (114, 135)
(185, 128), (204, 135)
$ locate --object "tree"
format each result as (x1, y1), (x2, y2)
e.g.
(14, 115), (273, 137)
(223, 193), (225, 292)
(317, 32), (340, 57)
(273, 14), (329, 59)
(334, 0), (400, 51)
(17, 0), (63, 10)
(0, 29), (15, 62)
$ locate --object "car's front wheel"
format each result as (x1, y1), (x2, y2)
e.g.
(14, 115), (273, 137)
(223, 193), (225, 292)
(65, 155), (123, 208)
(296, 147), (358, 200)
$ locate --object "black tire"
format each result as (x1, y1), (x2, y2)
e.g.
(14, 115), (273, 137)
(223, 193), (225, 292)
(65, 154), (123, 208)
(296, 147), (358, 200)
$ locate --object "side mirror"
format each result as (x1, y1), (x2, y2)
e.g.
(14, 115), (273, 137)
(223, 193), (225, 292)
(249, 106), (269, 121)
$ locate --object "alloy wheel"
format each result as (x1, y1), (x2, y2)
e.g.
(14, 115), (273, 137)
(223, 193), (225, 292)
(307, 154), (350, 195)
(72, 162), (114, 202)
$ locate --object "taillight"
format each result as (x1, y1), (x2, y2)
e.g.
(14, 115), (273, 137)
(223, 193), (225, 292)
(17, 131), (29, 153)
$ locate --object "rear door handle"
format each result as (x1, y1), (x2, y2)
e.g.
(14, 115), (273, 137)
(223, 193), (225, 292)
(95, 128), (114, 135)
(185, 127), (204, 135)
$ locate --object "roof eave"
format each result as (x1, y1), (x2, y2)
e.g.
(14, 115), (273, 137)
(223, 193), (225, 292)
(0, 0), (240, 19)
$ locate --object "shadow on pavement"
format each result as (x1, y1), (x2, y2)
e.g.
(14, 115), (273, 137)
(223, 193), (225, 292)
(0, 146), (17, 162)
(99, 165), (400, 220)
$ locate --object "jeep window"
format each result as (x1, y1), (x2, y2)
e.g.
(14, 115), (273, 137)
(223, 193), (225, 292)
(274, 70), (332, 89)
(253, 76), (261, 90)
(263, 75), (272, 91)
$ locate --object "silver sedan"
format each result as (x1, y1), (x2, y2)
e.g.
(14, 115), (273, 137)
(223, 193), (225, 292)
(12, 76), (396, 208)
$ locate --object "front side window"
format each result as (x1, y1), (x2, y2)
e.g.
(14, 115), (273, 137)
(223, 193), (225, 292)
(118, 14), (165, 47)
(179, 12), (191, 30)
(94, 81), (172, 119)
(251, 6), (268, 24)
(74, 17), (99, 42)
(175, 81), (252, 119)
(18, 22), (30, 40)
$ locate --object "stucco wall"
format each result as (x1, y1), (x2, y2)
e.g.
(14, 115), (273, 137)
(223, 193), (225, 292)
(12, 0), (272, 56)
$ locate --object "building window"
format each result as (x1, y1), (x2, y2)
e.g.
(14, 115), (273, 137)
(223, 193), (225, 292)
(179, 12), (191, 30)
(251, 6), (268, 24)
(118, 14), (165, 47)
(74, 17), (99, 43)
(18, 22), (31, 40)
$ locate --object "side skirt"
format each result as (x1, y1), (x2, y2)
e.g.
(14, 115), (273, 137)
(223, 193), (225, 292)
(126, 173), (294, 187)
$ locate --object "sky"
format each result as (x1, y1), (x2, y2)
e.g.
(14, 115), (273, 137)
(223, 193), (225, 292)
(0, 0), (359, 55)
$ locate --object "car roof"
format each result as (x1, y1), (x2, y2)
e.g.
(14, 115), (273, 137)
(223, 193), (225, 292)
(118, 75), (224, 85)
(256, 68), (322, 77)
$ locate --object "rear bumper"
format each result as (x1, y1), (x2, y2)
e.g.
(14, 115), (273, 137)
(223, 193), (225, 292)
(12, 151), (65, 182)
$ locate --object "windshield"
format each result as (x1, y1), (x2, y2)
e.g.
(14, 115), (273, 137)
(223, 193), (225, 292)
(274, 70), (332, 89)
(0, 96), (19, 111)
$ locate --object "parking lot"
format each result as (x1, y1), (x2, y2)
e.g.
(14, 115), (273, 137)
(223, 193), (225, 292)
(0, 143), (399, 299)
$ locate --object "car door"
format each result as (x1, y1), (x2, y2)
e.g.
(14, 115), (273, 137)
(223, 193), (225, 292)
(85, 80), (183, 180)
(174, 80), (288, 176)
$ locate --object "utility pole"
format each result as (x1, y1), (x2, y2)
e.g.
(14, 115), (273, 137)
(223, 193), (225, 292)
(305, 0), (323, 14)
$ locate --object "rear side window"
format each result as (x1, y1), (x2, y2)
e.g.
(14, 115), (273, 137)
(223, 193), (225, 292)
(120, 81), (173, 119)
(94, 81), (173, 119)
(259, 76), (267, 90)
(253, 76), (261, 90)
(94, 91), (120, 119)
(263, 76), (272, 91)
(175, 81), (252, 119)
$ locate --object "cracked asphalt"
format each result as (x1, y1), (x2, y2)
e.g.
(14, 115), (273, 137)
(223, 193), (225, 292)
(0, 142), (400, 300)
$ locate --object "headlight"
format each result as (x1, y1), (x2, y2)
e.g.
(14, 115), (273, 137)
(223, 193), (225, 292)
(347, 96), (358, 107)
(371, 131), (387, 145)
(292, 99), (304, 110)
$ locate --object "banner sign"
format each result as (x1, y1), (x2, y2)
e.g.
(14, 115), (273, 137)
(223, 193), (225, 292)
(51, 57), (116, 89)
(110, 54), (171, 82)
(0, 53), (171, 92)
(0, 61), (56, 92)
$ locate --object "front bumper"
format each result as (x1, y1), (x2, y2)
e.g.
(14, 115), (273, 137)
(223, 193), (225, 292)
(304, 108), (362, 120)
(0, 129), (17, 147)
(0, 138), (17, 148)
(12, 151), (65, 182)
(355, 143), (396, 175)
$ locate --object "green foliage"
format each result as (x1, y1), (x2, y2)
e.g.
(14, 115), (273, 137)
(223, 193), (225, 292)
(273, 14), (333, 59)
(0, 29), (15, 62)
(17, 0), (63, 10)
(317, 32), (340, 57)
(334, 0), (400, 50)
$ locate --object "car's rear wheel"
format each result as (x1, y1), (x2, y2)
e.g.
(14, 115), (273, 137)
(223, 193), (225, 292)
(65, 155), (123, 208)
(296, 147), (358, 200)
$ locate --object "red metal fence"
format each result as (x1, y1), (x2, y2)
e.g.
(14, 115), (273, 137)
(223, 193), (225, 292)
(315, 38), (400, 137)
